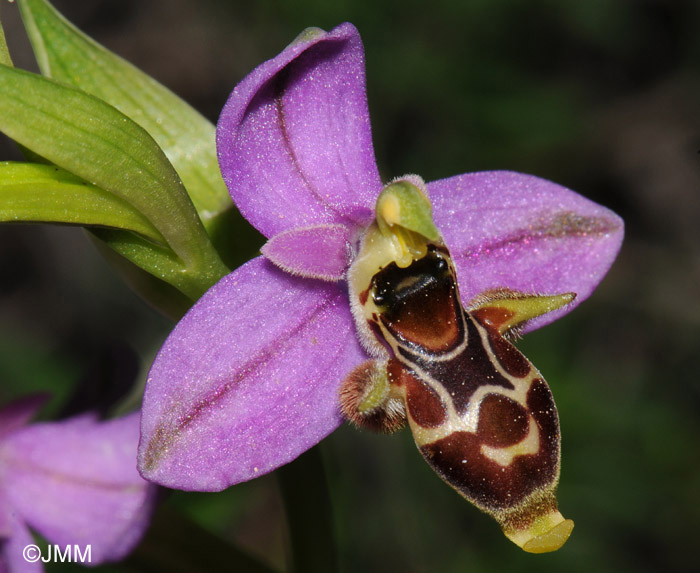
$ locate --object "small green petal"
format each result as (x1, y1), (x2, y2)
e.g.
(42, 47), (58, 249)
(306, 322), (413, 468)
(470, 290), (576, 335)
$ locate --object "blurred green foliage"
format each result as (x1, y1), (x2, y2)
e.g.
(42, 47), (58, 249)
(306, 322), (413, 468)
(1, 0), (698, 571)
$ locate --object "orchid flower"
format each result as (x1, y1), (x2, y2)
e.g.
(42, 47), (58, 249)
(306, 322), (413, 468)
(138, 23), (623, 552)
(0, 397), (156, 572)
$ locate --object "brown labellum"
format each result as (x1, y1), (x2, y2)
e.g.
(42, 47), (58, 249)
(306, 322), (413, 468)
(342, 178), (575, 552)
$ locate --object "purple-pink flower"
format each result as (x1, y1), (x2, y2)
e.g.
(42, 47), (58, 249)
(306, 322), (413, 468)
(0, 397), (156, 572)
(137, 23), (622, 493)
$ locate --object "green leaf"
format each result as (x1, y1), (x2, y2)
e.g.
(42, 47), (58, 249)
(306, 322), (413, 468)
(88, 231), (196, 320)
(17, 0), (232, 230)
(0, 3), (12, 67)
(89, 228), (211, 303)
(0, 161), (164, 244)
(0, 64), (228, 298)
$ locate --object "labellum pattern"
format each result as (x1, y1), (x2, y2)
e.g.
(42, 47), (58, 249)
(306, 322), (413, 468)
(342, 179), (575, 552)
(138, 22), (624, 554)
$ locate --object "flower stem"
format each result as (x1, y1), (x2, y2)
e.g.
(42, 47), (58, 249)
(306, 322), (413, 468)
(126, 504), (276, 573)
(277, 445), (337, 573)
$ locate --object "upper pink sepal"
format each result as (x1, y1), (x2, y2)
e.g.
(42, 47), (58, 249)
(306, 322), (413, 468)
(429, 171), (624, 331)
(217, 23), (378, 238)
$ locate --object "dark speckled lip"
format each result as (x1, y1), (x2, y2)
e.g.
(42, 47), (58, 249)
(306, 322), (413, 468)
(419, 376), (560, 512)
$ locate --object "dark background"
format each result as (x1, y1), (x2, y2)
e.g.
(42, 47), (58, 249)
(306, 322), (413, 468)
(1, 1), (699, 571)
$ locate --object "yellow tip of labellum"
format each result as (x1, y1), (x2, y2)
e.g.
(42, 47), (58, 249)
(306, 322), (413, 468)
(504, 511), (574, 554)
(522, 519), (575, 554)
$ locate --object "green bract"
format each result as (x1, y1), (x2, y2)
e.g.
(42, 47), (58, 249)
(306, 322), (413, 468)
(17, 0), (230, 230)
(0, 162), (162, 242)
